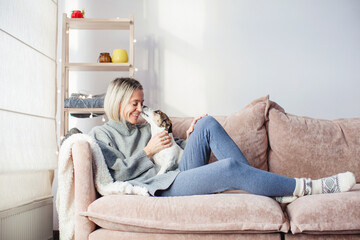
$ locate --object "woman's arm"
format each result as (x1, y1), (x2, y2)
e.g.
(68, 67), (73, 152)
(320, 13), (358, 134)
(96, 140), (154, 181)
(143, 131), (172, 157)
(91, 129), (155, 181)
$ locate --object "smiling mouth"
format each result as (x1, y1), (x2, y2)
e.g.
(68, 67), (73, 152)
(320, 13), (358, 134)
(131, 112), (140, 118)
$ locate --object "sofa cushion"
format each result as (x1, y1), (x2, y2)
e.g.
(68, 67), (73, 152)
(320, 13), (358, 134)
(171, 95), (273, 171)
(286, 184), (360, 234)
(89, 228), (282, 240)
(285, 234), (360, 240)
(84, 193), (289, 234)
(267, 107), (360, 181)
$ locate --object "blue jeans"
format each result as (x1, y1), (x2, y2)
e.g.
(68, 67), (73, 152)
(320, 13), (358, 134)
(159, 116), (296, 196)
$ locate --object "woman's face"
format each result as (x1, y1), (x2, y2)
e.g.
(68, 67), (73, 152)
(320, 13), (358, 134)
(121, 89), (144, 124)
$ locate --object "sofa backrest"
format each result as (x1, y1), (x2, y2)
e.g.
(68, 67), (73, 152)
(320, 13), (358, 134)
(171, 95), (360, 183)
(267, 107), (360, 183)
(171, 95), (272, 171)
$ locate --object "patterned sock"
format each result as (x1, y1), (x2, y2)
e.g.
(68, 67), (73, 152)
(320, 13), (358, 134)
(312, 171), (356, 194)
(293, 172), (356, 197)
(293, 178), (312, 197)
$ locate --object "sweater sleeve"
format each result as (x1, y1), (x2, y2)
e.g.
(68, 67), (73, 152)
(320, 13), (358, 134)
(174, 137), (187, 150)
(90, 128), (155, 181)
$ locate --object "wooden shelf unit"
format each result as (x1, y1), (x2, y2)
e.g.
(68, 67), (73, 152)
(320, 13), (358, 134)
(64, 108), (105, 114)
(67, 18), (132, 30)
(65, 62), (132, 71)
(60, 13), (134, 137)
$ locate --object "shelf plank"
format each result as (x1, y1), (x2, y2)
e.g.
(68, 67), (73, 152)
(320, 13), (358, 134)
(65, 108), (105, 114)
(67, 18), (132, 30)
(65, 62), (132, 71)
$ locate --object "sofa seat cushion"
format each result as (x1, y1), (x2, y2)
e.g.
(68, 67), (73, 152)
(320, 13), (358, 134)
(89, 229), (282, 240)
(285, 234), (360, 240)
(83, 193), (289, 234)
(286, 184), (360, 234)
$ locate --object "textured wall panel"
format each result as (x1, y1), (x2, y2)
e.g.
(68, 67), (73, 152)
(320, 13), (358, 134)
(0, 171), (53, 211)
(0, 31), (56, 118)
(0, 0), (57, 59)
(0, 110), (58, 172)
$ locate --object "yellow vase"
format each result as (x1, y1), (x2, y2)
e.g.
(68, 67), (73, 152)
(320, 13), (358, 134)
(112, 49), (128, 63)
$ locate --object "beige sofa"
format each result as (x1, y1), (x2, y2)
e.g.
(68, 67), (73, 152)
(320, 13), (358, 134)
(69, 95), (360, 240)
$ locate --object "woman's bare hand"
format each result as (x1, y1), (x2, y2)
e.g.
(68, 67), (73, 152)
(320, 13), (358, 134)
(144, 132), (173, 158)
(186, 114), (208, 140)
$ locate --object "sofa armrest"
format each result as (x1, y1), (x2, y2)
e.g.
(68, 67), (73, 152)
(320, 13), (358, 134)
(72, 140), (96, 239)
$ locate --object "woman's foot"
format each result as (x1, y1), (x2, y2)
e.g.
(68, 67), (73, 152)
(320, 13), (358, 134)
(294, 171), (356, 196)
(312, 171), (356, 194)
(275, 172), (356, 204)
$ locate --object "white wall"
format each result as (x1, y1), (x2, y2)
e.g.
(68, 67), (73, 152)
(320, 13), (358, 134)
(55, 0), (360, 229)
(58, 0), (360, 127)
(141, 0), (360, 119)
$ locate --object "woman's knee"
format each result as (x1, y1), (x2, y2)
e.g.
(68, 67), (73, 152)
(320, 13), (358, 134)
(195, 115), (220, 131)
(217, 158), (240, 173)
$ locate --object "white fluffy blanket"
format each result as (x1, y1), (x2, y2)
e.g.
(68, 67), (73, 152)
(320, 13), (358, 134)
(56, 133), (149, 240)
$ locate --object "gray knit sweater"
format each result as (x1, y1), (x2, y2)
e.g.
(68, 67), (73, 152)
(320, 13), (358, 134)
(89, 120), (186, 196)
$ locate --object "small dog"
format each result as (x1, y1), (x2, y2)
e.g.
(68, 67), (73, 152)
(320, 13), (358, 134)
(141, 106), (183, 175)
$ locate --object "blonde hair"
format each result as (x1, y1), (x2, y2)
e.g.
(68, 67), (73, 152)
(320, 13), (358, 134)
(104, 78), (143, 122)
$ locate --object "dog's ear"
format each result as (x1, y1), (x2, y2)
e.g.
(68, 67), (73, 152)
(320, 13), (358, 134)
(159, 111), (173, 133)
(168, 122), (172, 133)
(163, 119), (172, 133)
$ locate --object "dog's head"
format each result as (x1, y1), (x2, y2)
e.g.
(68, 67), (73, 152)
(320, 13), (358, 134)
(141, 106), (172, 133)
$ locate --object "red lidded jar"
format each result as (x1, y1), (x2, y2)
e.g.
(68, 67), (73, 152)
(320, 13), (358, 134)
(71, 10), (83, 18)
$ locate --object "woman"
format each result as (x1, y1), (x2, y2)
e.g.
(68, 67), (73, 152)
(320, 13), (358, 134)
(89, 77), (355, 199)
